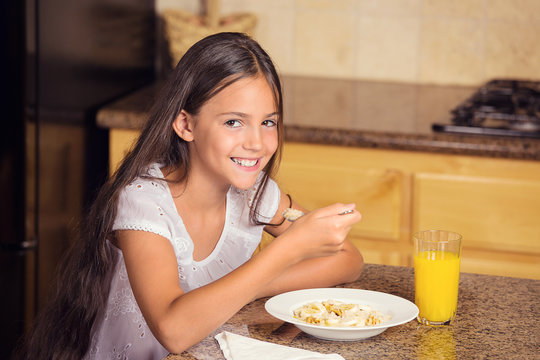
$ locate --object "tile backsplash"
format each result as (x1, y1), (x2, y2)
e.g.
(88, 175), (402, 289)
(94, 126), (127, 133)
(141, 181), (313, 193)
(156, 0), (540, 85)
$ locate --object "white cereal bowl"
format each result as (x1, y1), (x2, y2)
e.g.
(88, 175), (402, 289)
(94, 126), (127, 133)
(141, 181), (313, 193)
(265, 288), (418, 341)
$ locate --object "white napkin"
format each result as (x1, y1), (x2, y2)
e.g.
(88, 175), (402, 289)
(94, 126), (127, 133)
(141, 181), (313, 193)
(215, 331), (345, 360)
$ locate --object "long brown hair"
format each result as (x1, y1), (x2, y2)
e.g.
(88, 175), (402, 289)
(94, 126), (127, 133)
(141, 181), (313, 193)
(15, 32), (283, 360)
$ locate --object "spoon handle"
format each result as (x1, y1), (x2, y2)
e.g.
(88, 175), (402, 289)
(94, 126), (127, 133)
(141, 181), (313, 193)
(283, 208), (354, 222)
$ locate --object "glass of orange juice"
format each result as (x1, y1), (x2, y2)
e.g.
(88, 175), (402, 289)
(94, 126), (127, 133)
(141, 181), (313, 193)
(414, 230), (462, 326)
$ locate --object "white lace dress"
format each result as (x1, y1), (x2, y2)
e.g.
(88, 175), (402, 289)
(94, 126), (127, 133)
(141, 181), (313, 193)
(85, 163), (280, 359)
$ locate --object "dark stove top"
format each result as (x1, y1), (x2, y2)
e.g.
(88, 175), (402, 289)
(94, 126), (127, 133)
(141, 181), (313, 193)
(433, 79), (540, 138)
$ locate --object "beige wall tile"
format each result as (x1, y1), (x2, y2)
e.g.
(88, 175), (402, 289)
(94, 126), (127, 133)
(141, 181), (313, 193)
(422, 0), (485, 19)
(156, 0), (198, 14)
(155, 0), (540, 85)
(356, 0), (422, 18)
(281, 77), (295, 125)
(253, 11), (296, 76)
(221, 0), (296, 75)
(294, 11), (356, 78)
(485, 21), (540, 80)
(286, 77), (355, 128)
(418, 19), (484, 85)
(355, 17), (420, 82)
(354, 82), (417, 132)
(486, 0), (540, 22)
(222, 0), (294, 12)
(296, 0), (356, 12)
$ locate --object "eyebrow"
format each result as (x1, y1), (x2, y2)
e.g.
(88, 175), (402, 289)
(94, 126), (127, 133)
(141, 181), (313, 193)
(219, 111), (279, 118)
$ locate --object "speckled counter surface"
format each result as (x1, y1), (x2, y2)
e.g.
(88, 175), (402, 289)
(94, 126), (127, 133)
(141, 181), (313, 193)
(97, 76), (540, 161)
(165, 264), (539, 360)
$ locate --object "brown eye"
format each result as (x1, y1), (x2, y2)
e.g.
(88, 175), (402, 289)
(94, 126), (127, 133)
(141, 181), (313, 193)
(262, 119), (277, 127)
(225, 120), (242, 128)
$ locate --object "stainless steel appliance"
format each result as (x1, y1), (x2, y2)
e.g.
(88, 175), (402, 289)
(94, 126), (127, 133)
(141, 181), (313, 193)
(1, 0), (155, 357)
(433, 79), (540, 138)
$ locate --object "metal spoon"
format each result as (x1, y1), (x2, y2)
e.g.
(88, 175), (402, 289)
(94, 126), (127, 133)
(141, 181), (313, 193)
(282, 208), (354, 222)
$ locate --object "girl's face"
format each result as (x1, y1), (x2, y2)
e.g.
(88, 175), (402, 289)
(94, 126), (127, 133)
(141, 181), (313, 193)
(183, 74), (279, 191)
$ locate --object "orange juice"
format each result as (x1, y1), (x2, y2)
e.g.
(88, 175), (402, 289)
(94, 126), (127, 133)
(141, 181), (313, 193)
(414, 250), (460, 323)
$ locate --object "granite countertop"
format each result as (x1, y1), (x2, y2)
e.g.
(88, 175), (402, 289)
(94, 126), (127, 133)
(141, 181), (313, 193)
(97, 76), (540, 161)
(165, 263), (539, 360)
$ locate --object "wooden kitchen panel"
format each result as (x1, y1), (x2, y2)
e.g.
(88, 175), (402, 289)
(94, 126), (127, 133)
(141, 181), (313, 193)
(276, 160), (405, 242)
(349, 238), (411, 266)
(360, 248), (403, 266)
(459, 248), (540, 279)
(413, 172), (540, 254)
(106, 136), (540, 276)
(109, 129), (140, 174)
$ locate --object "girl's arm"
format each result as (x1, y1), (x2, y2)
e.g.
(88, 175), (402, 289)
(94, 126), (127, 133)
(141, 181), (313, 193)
(116, 192), (361, 354)
(257, 190), (364, 298)
(116, 229), (295, 354)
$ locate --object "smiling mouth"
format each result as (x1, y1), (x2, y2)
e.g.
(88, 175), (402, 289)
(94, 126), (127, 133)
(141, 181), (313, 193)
(231, 157), (259, 167)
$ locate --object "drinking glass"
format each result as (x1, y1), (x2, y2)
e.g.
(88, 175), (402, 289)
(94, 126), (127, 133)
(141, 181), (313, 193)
(414, 230), (462, 326)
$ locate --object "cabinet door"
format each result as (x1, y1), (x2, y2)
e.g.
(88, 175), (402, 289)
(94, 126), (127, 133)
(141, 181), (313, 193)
(276, 161), (406, 242)
(459, 248), (540, 279)
(413, 173), (540, 253)
(413, 172), (540, 278)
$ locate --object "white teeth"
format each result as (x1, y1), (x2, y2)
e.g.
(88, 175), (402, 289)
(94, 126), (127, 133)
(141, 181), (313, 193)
(232, 158), (257, 167)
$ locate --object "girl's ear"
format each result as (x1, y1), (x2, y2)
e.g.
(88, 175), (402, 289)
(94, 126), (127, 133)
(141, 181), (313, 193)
(172, 110), (194, 142)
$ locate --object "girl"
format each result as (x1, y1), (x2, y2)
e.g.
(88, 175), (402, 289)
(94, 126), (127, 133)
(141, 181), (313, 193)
(18, 32), (363, 359)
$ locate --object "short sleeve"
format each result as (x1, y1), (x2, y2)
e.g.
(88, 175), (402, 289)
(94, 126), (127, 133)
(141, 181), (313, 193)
(112, 179), (174, 241)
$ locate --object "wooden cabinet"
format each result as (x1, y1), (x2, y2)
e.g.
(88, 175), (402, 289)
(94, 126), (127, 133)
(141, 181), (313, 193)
(108, 129), (540, 279)
(413, 172), (540, 278)
(274, 153), (411, 266)
(413, 173), (540, 253)
(109, 129), (140, 174)
(275, 142), (540, 280)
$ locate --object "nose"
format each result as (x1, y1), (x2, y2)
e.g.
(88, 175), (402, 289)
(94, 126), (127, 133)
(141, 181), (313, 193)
(243, 126), (263, 151)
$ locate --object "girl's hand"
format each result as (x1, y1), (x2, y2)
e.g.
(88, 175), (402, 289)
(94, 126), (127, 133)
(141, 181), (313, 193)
(276, 203), (362, 263)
